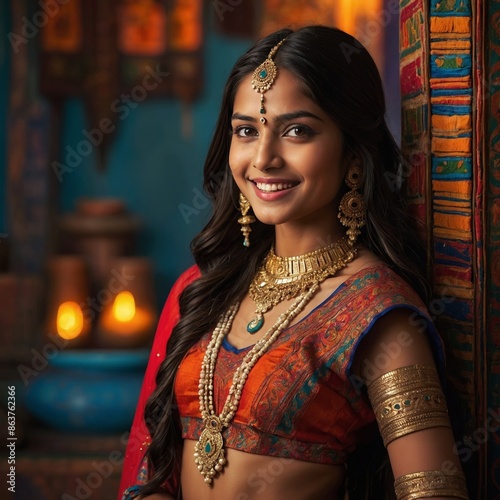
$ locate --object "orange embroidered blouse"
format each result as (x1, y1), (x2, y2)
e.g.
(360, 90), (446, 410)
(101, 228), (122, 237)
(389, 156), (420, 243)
(174, 264), (444, 465)
(118, 264), (444, 499)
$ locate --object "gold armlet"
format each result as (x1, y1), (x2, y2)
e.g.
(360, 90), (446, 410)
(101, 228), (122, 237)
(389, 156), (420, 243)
(367, 364), (450, 446)
(394, 470), (469, 499)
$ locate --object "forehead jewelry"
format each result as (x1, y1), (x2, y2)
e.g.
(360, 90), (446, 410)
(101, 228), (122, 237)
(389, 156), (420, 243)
(251, 37), (287, 124)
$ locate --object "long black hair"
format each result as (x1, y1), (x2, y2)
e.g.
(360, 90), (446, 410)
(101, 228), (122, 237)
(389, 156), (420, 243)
(137, 25), (426, 497)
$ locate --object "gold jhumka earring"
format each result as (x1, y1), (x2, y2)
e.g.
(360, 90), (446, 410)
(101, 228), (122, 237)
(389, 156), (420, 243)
(238, 193), (255, 247)
(338, 163), (366, 245)
(251, 38), (287, 124)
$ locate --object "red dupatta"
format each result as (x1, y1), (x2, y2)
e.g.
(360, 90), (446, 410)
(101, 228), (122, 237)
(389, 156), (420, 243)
(118, 265), (201, 499)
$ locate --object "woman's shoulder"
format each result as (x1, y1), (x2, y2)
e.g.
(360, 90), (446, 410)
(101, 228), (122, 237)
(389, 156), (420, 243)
(339, 248), (424, 309)
(345, 246), (384, 275)
(337, 246), (388, 283)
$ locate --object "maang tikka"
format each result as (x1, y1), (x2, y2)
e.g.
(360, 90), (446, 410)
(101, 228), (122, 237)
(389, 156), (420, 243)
(251, 38), (287, 124)
(338, 162), (366, 245)
(238, 193), (255, 247)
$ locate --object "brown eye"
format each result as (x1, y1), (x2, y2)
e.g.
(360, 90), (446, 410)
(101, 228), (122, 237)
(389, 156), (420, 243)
(285, 125), (314, 138)
(234, 126), (258, 138)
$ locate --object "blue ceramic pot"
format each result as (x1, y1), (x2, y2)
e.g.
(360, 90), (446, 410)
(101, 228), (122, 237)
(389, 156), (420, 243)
(24, 349), (148, 433)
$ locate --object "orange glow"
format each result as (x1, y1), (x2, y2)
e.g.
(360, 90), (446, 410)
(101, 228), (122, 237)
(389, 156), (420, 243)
(112, 291), (136, 322)
(57, 301), (84, 340)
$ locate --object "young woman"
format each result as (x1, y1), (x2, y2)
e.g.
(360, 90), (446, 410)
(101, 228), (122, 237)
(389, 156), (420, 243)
(118, 26), (469, 499)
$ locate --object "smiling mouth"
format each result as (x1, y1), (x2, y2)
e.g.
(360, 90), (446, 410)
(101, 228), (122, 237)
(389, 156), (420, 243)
(254, 181), (297, 192)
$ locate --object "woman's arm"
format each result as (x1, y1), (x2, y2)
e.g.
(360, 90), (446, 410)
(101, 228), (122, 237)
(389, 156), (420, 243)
(353, 308), (469, 499)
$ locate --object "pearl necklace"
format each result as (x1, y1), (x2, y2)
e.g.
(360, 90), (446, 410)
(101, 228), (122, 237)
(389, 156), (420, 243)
(194, 238), (358, 484)
(194, 285), (320, 484)
(247, 236), (357, 333)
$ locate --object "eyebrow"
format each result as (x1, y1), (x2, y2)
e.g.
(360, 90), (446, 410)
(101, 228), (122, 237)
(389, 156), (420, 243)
(231, 110), (323, 123)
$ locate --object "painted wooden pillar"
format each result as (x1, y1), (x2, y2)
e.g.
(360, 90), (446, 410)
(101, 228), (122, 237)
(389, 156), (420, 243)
(400, 0), (499, 497)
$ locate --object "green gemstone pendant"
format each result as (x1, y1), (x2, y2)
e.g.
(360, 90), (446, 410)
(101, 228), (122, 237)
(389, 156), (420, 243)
(195, 417), (226, 484)
(247, 313), (264, 334)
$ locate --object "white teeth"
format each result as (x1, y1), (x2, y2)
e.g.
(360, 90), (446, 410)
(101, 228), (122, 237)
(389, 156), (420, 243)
(255, 182), (294, 192)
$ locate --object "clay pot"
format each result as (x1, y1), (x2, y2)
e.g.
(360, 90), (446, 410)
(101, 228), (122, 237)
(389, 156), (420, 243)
(59, 198), (141, 291)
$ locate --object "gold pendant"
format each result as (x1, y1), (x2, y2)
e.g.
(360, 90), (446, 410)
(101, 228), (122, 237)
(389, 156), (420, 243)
(194, 416), (227, 484)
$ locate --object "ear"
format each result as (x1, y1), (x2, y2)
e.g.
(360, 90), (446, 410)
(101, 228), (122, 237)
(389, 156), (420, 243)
(343, 148), (361, 166)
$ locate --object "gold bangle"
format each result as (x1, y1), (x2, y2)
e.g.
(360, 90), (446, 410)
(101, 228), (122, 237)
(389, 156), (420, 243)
(367, 365), (450, 446)
(394, 470), (469, 499)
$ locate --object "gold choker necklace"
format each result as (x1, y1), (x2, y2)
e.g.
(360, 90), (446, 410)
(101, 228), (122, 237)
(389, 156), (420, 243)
(247, 236), (357, 333)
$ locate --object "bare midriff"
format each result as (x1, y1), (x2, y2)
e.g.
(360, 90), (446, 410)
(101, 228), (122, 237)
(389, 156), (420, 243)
(180, 440), (346, 500)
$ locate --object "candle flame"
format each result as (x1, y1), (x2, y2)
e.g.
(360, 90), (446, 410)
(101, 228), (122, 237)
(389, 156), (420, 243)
(113, 291), (136, 322)
(57, 301), (84, 339)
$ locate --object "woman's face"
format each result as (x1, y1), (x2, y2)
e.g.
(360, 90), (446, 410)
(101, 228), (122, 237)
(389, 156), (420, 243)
(229, 68), (348, 230)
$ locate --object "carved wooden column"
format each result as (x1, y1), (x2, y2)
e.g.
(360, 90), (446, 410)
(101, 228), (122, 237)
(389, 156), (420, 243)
(400, 0), (500, 497)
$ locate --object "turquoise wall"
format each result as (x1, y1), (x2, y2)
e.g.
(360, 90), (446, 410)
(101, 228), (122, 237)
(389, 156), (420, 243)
(58, 33), (251, 303)
(0, 0), (249, 301)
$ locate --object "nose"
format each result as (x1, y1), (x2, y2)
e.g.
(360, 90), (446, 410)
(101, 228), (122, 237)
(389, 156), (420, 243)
(252, 136), (284, 172)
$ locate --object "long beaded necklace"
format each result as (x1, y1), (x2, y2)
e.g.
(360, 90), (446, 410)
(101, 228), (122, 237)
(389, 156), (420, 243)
(194, 238), (358, 484)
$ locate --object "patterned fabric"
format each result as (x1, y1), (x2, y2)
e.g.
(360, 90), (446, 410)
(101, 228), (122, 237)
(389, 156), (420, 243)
(400, 0), (429, 228)
(429, 2), (476, 400)
(121, 457), (148, 499)
(400, 0), (491, 496)
(175, 264), (444, 465)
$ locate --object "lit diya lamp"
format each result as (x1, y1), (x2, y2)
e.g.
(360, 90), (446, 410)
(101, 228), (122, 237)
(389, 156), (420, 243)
(96, 257), (157, 348)
(45, 256), (91, 348)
